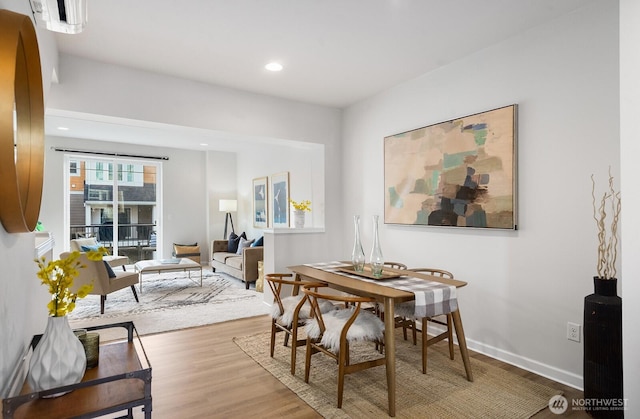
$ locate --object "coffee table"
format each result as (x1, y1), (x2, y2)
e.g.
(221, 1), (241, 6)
(134, 258), (202, 292)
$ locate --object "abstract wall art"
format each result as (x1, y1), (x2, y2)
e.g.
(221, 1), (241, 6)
(384, 105), (517, 230)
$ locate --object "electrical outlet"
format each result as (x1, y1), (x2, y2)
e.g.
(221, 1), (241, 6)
(567, 322), (581, 342)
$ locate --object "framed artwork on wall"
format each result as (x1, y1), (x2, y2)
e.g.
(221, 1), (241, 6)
(384, 104), (518, 230)
(271, 172), (290, 228)
(252, 177), (268, 228)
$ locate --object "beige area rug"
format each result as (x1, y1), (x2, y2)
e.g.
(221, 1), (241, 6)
(69, 270), (270, 338)
(234, 331), (561, 418)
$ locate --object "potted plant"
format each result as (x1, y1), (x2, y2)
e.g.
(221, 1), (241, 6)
(584, 170), (623, 418)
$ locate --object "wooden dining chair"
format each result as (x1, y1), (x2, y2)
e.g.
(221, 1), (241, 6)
(265, 273), (330, 375)
(302, 284), (386, 409)
(383, 261), (408, 270)
(395, 268), (458, 375)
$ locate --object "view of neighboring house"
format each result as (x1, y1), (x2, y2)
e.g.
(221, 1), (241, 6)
(68, 158), (159, 262)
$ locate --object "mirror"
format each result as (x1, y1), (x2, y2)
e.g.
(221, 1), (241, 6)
(0, 10), (44, 233)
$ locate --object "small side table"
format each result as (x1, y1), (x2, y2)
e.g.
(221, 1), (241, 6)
(2, 321), (152, 419)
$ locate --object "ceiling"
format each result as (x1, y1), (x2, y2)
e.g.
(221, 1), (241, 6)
(47, 0), (595, 150)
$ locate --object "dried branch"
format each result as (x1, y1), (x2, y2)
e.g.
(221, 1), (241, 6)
(591, 168), (621, 279)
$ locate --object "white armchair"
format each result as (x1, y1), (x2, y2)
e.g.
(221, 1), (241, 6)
(70, 238), (128, 270)
(62, 252), (139, 314)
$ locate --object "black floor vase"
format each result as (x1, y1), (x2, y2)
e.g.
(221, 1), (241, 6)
(583, 277), (623, 418)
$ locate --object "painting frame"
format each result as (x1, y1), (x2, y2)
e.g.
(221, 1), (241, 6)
(384, 104), (518, 230)
(271, 172), (290, 228)
(252, 177), (268, 228)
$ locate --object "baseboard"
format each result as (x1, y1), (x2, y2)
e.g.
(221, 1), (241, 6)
(424, 322), (583, 390)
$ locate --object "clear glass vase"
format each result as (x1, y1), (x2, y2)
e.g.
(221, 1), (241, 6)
(351, 215), (365, 272)
(370, 215), (384, 277)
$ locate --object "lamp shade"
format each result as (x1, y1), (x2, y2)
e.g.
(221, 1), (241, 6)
(219, 199), (237, 212)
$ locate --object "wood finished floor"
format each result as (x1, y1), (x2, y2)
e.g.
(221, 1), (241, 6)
(130, 315), (587, 418)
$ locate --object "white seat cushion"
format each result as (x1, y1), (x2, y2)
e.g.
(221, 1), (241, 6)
(271, 295), (335, 327)
(306, 308), (385, 353)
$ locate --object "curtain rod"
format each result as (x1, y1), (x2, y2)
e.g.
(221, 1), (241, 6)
(52, 147), (169, 161)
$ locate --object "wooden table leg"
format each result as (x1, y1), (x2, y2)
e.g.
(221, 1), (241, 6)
(292, 273), (302, 296)
(451, 308), (474, 382)
(384, 297), (396, 417)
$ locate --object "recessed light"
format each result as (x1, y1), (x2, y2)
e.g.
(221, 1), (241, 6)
(265, 62), (283, 72)
(200, 143), (208, 146)
(57, 126), (69, 131)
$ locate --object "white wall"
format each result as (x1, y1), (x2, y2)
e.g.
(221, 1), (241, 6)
(48, 54), (342, 147)
(620, 0), (640, 412)
(47, 54), (345, 272)
(0, 2), (59, 397)
(342, 2), (619, 388)
(206, 150), (238, 249)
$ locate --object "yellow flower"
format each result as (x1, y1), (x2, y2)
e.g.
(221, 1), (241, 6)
(289, 199), (311, 212)
(35, 249), (102, 317)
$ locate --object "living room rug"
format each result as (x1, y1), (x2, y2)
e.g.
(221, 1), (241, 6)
(69, 270), (270, 336)
(234, 331), (560, 418)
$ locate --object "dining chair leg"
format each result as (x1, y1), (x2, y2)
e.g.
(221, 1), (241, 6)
(304, 339), (313, 383)
(270, 321), (277, 358)
(337, 342), (348, 408)
(412, 320), (417, 345)
(421, 325), (428, 374)
(284, 331), (290, 348)
(290, 326), (298, 375)
(446, 314), (454, 360)
(451, 309), (474, 382)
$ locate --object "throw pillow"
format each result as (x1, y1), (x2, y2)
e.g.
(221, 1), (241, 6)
(81, 244), (108, 255)
(81, 244), (100, 252)
(236, 237), (255, 255)
(227, 232), (246, 253)
(148, 232), (157, 247)
(103, 261), (117, 278)
(174, 242), (197, 247)
(173, 244), (200, 257)
(251, 236), (264, 247)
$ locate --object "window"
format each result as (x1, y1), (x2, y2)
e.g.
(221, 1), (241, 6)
(86, 161), (143, 186)
(69, 160), (79, 175)
(65, 155), (161, 263)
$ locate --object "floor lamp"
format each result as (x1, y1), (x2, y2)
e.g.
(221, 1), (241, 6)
(219, 199), (237, 239)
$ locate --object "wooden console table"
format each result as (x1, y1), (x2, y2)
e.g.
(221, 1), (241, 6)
(2, 321), (152, 418)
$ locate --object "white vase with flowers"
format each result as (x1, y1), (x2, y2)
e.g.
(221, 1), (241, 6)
(27, 250), (101, 395)
(290, 199), (311, 228)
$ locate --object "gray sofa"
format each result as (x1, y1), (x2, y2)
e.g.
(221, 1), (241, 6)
(210, 240), (263, 289)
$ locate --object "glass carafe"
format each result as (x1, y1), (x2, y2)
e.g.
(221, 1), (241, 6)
(351, 215), (365, 272)
(370, 215), (384, 277)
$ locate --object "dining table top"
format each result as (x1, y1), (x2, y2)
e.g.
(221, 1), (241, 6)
(287, 262), (467, 303)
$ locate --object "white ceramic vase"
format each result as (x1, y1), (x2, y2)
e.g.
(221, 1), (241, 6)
(294, 210), (306, 228)
(27, 316), (87, 393)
